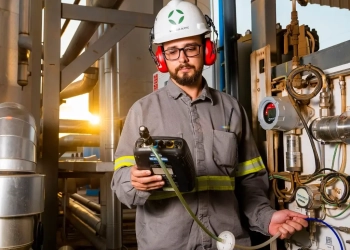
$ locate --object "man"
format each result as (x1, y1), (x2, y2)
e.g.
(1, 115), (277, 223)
(111, 0), (308, 249)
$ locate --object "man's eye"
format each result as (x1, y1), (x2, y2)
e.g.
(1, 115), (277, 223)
(166, 50), (178, 55)
(185, 46), (196, 51)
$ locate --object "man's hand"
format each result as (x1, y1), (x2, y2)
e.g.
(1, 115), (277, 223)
(268, 209), (308, 239)
(130, 165), (165, 191)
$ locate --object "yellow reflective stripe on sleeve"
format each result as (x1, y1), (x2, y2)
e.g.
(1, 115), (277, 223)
(148, 176), (235, 200)
(235, 156), (265, 177)
(114, 156), (136, 171)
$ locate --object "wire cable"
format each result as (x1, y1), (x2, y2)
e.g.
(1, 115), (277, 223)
(320, 172), (350, 205)
(326, 203), (350, 218)
(306, 218), (344, 250)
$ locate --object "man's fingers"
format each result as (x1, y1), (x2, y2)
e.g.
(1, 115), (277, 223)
(131, 166), (152, 177)
(278, 227), (291, 240)
(292, 217), (309, 227)
(285, 220), (304, 231)
(281, 222), (296, 235)
(131, 180), (164, 191)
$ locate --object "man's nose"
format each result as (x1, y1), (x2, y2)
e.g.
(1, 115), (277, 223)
(178, 49), (189, 63)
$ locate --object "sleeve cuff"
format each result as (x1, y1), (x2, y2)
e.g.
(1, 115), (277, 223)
(257, 207), (277, 235)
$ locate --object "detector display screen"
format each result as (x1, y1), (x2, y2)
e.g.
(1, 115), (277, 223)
(263, 102), (276, 124)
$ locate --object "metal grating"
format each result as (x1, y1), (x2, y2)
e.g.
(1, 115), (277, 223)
(308, 0), (350, 10)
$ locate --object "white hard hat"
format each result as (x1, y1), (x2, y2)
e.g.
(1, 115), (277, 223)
(152, 0), (211, 44)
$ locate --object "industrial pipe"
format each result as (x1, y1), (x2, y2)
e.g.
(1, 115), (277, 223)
(65, 210), (106, 250)
(70, 193), (101, 213)
(59, 134), (100, 148)
(69, 193), (136, 221)
(18, 0), (31, 88)
(59, 119), (100, 134)
(58, 193), (104, 236)
(60, 67), (99, 100)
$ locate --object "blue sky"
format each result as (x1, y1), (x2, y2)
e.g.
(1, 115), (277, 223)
(236, 0), (350, 50)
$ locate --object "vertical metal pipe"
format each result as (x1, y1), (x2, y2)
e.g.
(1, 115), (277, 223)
(0, 1), (20, 103)
(99, 24), (107, 161)
(19, 0), (30, 34)
(102, 24), (115, 162)
(39, 0), (61, 247)
(29, 0), (43, 129)
(18, 0), (30, 89)
(223, 0), (239, 98)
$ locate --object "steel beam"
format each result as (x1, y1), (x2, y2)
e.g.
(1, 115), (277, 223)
(39, 0), (61, 248)
(272, 40), (350, 79)
(61, 24), (133, 90)
(61, 3), (155, 28)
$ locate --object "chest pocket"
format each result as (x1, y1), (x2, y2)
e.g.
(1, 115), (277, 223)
(212, 130), (238, 169)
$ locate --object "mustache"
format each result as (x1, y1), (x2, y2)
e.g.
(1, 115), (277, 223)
(175, 63), (195, 72)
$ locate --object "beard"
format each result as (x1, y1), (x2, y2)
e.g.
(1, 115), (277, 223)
(169, 63), (203, 86)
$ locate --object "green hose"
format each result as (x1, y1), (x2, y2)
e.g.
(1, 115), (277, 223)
(150, 146), (281, 249)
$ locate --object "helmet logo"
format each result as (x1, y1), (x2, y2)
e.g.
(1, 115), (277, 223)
(168, 9), (184, 25)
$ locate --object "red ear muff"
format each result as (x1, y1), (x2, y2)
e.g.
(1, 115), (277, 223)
(155, 46), (168, 73)
(204, 37), (216, 66)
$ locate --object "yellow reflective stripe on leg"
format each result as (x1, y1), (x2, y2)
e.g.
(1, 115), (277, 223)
(148, 176), (235, 200)
(235, 156), (265, 177)
(114, 156), (136, 170)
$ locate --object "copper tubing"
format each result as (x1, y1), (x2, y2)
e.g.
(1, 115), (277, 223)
(339, 76), (347, 174)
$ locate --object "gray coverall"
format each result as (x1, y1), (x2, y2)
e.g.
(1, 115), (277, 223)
(111, 78), (276, 250)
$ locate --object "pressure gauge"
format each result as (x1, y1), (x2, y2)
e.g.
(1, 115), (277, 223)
(258, 96), (301, 131)
(295, 185), (321, 209)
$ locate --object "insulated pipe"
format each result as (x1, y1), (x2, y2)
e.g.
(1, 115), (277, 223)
(18, 0), (32, 52)
(59, 134), (100, 148)
(60, 67), (99, 100)
(60, 0), (124, 68)
(99, 24), (119, 162)
(65, 210), (106, 250)
(58, 193), (103, 236)
(70, 193), (101, 213)
(59, 119), (100, 134)
(18, 0), (31, 88)
(0, 1), (19, 102)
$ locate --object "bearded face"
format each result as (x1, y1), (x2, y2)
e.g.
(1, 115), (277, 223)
(169, 62), (203, 86)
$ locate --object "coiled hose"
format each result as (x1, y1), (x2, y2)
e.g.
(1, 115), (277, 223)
(285, 64), (326, 174)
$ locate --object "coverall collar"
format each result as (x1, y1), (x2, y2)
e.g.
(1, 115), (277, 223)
(166, 77), (214, 105)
